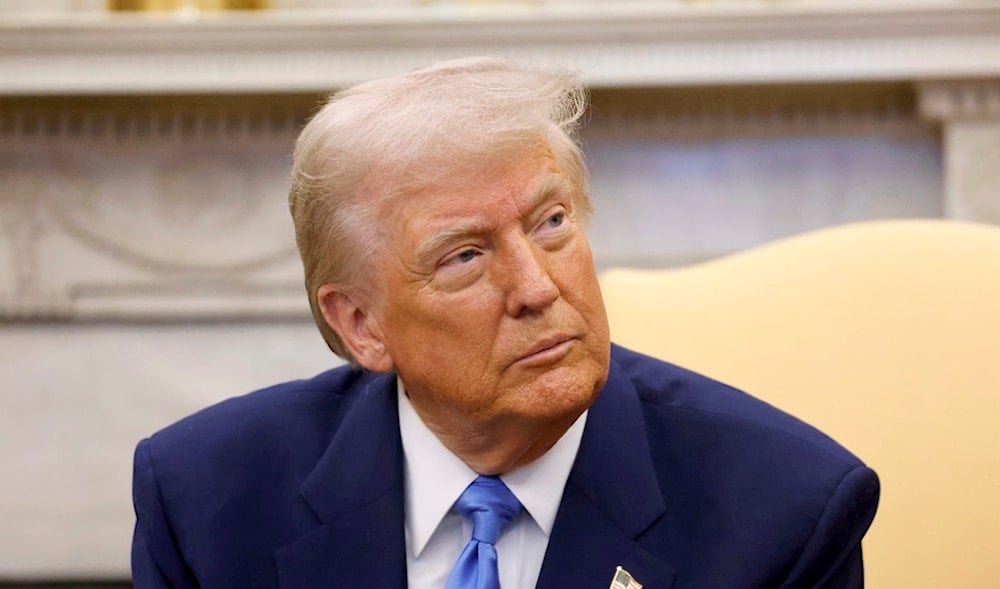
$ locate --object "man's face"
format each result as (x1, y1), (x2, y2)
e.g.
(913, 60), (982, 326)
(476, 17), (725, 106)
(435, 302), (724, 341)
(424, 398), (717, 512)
(367, 145), (611, 439)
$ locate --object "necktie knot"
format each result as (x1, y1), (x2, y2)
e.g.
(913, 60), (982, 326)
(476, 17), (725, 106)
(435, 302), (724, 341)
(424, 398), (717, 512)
(445, 475), (523, 589)
(454, 476), (522, 544)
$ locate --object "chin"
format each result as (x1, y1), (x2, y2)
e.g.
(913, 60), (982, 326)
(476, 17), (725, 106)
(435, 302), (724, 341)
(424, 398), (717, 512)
(516, 364), (604, 421)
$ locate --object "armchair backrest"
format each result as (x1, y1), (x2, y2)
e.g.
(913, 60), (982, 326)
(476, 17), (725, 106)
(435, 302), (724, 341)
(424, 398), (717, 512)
(599, 219), (1000, 588)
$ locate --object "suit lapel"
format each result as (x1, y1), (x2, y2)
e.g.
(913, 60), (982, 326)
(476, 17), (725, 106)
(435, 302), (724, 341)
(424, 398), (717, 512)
(275, 371), (407, 588)
(537, 356), (677, 588)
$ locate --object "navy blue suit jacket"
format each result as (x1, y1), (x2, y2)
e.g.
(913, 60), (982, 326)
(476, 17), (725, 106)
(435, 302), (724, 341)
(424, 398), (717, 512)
(132, 345), (879, 588)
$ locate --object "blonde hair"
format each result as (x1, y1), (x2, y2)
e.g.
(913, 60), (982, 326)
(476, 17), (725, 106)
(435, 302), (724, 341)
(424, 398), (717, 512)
(288, 56), (591, 362)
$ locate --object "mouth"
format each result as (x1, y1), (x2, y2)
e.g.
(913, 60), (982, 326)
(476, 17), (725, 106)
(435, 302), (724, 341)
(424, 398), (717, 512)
(514, 335), (576, 367)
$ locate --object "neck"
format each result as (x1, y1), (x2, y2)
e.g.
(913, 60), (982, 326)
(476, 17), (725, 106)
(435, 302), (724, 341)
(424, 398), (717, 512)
(418, 407), (583, 475)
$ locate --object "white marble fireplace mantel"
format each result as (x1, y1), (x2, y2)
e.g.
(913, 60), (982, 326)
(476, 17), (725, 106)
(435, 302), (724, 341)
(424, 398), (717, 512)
(2, 1), (1000, 94)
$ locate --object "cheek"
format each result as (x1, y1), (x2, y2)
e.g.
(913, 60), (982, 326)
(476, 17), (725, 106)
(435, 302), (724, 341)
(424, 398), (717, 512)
(389, 290), (502, 359)
(559, 242), (610, 340)
(557, 240), (602, 298)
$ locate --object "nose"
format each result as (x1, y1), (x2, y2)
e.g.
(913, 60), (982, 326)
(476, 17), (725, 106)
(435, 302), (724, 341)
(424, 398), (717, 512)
(502, 236), (560, 317)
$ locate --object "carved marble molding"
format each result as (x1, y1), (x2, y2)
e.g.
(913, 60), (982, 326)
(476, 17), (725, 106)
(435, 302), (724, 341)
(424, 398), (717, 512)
(918, 80), (1000, 223)
(0, 97), (313, 321)
(0, 80), (951, 323)
(939, 121), (1000, 223)
(918, 79), (1000, 123)
(0, 95), (310, 139)
(587, 83), (919, 140)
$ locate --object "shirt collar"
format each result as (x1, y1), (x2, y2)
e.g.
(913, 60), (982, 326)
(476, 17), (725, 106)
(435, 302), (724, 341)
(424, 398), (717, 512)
(397, 377), (587, 558)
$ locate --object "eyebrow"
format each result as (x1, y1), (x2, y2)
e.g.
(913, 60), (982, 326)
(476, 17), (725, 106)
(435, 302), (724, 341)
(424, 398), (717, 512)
(413, 220), (491, 264)
(526, 174), (574, 215)
(413, 173), (573, 263)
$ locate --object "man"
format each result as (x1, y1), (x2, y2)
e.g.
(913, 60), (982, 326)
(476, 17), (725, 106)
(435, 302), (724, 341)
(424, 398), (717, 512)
(132, 57), (879, 588)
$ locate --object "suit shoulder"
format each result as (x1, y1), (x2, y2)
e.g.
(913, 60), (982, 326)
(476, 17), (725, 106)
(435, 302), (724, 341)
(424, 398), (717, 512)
(607, 346), (880, 586)
(140, 365), (386, 479)
(611, 344), (864, 470)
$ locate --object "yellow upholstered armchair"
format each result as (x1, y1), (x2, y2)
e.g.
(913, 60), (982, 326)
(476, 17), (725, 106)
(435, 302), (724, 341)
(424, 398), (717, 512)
(599, 219), (1000, 588)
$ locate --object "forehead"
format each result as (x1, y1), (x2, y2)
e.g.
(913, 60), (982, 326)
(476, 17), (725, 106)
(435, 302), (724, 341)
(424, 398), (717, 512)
(383, 148), (567, 237)
(433, 154), (561, 212)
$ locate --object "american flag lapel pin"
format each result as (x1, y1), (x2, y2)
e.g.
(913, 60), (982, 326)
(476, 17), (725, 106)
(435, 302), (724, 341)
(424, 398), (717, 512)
(609, 565), (643, 589)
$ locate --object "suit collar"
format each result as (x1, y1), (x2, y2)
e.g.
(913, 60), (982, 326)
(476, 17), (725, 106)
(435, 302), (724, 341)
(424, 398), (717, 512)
(298, 370), (402, 523)
(537, 349), (677, 588)
(275, 370), (408, 588)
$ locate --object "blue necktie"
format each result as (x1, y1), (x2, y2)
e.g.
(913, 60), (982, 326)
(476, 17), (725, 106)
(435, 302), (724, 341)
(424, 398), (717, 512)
(445, 476), (523, 589)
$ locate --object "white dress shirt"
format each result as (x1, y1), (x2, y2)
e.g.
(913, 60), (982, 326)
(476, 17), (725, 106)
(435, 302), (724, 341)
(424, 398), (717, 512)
(398, 379), (586, 589)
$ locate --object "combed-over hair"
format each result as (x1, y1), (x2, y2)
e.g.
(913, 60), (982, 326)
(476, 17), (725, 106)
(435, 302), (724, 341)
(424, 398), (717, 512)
(288, 56), (591, 363)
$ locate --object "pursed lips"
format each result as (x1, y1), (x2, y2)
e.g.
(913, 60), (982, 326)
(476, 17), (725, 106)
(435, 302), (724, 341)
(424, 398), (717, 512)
(514, 334), (576, 365)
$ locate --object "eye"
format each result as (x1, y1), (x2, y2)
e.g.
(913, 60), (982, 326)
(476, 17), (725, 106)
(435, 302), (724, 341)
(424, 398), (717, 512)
(456, 249), (479, 263)
(441, 248), (482, 267)
(535, 207), (570, 236)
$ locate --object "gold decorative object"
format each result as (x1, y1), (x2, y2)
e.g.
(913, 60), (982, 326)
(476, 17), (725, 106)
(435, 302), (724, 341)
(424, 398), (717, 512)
(108, 0), (270, 10)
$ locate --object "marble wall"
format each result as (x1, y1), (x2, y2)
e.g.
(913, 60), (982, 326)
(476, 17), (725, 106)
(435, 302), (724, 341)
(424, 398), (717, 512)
(584, 86), (944, 268)
(0, 95), (338, 579)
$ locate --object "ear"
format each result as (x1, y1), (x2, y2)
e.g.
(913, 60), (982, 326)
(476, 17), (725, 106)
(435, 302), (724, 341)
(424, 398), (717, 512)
(317, 284), (394, 372)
